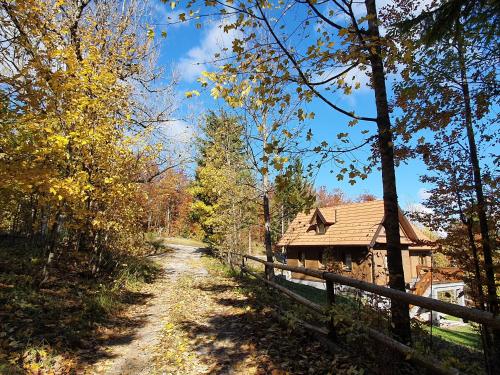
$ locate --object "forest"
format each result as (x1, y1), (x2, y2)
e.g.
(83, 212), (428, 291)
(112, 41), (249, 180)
(0, 0), (498, 374)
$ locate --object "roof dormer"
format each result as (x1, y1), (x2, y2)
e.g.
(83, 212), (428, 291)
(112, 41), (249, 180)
(309, 208), (335, 235)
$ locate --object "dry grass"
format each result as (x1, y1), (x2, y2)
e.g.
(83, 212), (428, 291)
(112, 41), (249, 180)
(162, 237), (206, 247)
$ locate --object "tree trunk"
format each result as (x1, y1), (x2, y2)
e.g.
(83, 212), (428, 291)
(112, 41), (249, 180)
(232, 202), (237, 253)
(466, 221), (485, 309)
(262, 114), (274, 279)
(263, 189), (274, 279)
(248, 228), (252, 255)
(281, 204), (285, 236)
(147, 212), (152, 232)
(456, 25), (499, 372)
(41, 211), (61, 285)
(166, 205), (171, 236)
(453, 168), (487, 311)
(365, 0), (411, 345)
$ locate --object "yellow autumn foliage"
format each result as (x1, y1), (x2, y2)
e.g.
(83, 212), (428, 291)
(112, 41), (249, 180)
(0, 0), (164, 258)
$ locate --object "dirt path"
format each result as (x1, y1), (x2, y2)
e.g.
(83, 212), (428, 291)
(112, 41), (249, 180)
(90, 245), (352, 375)
(91, 244), (208, 375)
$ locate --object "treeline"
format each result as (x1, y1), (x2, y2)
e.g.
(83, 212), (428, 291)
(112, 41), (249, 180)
(0, 0), (181, 278)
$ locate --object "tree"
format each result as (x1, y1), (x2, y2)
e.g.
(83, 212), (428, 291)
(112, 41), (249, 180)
(315, 187), (351, 207)
(202, 52), (314, 278)
(394, 0), (500, 45)
(175, 0), (413, 342)
(140, 168), (194, 237)
(390, 0), (499, 368)
(355, 192), (378, 202)
(0, 0), (174, 277)
(408, 139), (499, 371)
(272, 159), (315, 242)
(190, 111), (258, 256)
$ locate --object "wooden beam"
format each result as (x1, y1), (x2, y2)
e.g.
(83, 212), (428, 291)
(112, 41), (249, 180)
(242, 261), (459, 375)
(243, 267), (325, 315)
(240, 253), (500, 329)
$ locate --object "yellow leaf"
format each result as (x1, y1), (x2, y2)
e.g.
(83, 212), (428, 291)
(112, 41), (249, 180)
(185, 90), (200, 98)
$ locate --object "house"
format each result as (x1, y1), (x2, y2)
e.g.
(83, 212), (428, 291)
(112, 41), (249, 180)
(276, 200), (465, 315)
(277, 200), (433, 287)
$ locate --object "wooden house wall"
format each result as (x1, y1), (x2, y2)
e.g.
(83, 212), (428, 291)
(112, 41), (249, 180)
(286, 246), (371, 283)
(286, 247), (322, 281)
(371, 249), (386, 285)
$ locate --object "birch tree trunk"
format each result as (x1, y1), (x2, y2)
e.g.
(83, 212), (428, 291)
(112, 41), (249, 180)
(262, 114), (274, 279)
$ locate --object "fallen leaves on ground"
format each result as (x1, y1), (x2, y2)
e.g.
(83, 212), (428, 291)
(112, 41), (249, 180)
(150, 255), (362, 375)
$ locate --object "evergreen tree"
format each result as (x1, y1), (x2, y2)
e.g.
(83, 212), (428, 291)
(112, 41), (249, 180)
(272, 159), (315, 242)
(190, 111), (258, 255)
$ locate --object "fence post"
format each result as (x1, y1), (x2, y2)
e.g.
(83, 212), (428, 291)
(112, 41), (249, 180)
(326, 279), (336, 340)
(240, 255), (245, 277)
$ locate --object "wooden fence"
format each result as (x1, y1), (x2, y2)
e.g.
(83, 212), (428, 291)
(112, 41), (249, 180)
(227, 252), (500, 375)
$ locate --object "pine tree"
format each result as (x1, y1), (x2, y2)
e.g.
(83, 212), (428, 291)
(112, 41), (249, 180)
(190, 111), (258, 255)
(272, 159), (315, 242)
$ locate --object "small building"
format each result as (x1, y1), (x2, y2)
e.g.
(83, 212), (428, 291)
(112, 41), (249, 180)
(276, 200), (465, 315)
(277, 200), (433, 288)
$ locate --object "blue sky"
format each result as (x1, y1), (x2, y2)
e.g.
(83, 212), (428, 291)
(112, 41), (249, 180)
(148, 0), (432, 209)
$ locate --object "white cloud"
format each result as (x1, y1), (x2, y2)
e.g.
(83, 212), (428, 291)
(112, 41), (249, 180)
(176, 19), (242, 82)
(407, 202), (433, 215)
(164, 119), (196, 143)
(158, 119), (197, 164)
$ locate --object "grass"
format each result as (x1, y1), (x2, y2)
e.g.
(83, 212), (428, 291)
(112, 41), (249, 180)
(144, 234), (205, 248)
(442, 314), (462, 322)
(0, 236), (161, 374)
(202, 255), (421, 374)
(274, 277), (482, 351)
(274, 277), (328, 305)
(219, 255), (486, 372)
(422, 324), (481, 349)
(144, 233), (206, 254)
(250, 242), (266, 255)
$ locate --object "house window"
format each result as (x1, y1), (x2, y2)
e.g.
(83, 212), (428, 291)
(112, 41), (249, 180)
(316, 221), (325, 234)
(344, 251), (352, 271)
(298, 250), (306, 267)
(437, 289), (457, 304)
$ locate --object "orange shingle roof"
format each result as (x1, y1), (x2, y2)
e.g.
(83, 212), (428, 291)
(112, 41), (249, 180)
(277, 200), (429, 247)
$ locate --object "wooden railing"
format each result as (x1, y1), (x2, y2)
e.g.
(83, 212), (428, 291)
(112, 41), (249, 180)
(413, 266), (464, 297)
(227, 252), (500, 375)
(413, 270), (433, 297)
